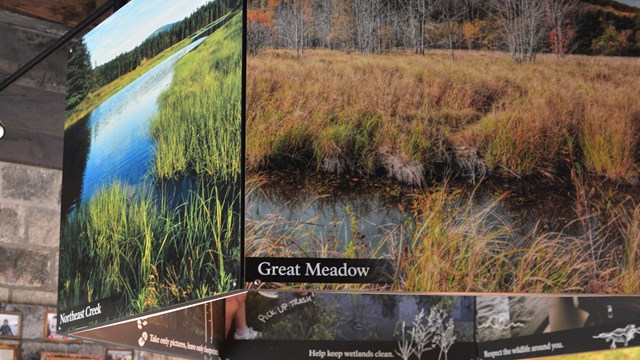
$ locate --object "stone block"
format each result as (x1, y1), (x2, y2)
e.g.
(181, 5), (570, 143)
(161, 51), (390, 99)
(0, 247), (51, 287)
(27, 207), (60, 248)
(12, 289), (57, 307)
(0, 205), (26, 244)
(4, 303), (46, 339)
(21, 342), (104, 360)
(1, 164), (60, 204)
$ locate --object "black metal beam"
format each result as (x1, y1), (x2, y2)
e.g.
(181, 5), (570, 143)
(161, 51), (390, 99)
(0, 0), (114, 93)
(114, 0), (128, 11)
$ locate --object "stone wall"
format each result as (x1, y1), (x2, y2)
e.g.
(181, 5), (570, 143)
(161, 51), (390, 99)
(0, 161), (61, 307)
(0, 161), (178, 360)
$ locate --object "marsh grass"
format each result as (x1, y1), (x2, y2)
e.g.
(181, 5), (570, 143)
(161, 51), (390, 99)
(617, 204), (640, 293)
(152, 13), (242, 180)
(248, 50), (640, 185)
(246, 176), (640, 293)
(59, 180), (240, 313)
(247, 50), (640, 293)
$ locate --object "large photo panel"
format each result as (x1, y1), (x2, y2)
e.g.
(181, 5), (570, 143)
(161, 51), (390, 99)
(59, 0), (244, 332)
(245, 0), (640, 293)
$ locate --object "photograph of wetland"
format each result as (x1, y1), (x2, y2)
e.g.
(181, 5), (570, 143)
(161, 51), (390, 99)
(59, 0), (243, 324)
(245, 0), (640, 293)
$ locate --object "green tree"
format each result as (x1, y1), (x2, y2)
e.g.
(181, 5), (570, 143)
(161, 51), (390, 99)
(66, 40), (93, 111)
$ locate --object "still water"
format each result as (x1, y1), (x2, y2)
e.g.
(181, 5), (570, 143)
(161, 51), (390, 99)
(62, 38), (206, 214)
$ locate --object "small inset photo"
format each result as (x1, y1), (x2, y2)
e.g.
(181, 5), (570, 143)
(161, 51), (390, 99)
(44, 311), (80, 343)
(0, 311), (21, 339)
(105, 348), (133, 360)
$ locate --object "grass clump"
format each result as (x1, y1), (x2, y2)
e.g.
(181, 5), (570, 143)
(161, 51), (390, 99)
(617, 204), (640, 293)
(152, 12), (242, 180)
(59, 180), (240, 313)
(464, 84), (581, 177)
(246, 174), (640, 294)
(581, 88), (640, 184)
(316, 112), (381, 174)
(248, 50), (640, 185)
(401, 187), (597, 293)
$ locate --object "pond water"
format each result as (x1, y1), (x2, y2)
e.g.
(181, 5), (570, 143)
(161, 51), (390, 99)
(62, 38), (206, 215)
(246, 175), (407, 254)
(245, 173), (602, 255)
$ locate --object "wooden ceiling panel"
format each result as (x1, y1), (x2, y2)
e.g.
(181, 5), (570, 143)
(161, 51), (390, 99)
(0, 0), (109, 27)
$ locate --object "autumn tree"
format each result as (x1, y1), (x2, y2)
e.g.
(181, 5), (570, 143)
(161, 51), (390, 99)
(462, 19), (482, 49)
(275, 0), (307, 54)
(403, 0), (440, 55)
(592, 21), (635, 55)
(438, 0), (464, 59)
(248, 7), (275, 54)
(306, 0), (334, 48)
(352, 0), (383, 53)
(490, 0), (547, 62)
(545, 0), (578, 59)
(327, 0), (355, 50)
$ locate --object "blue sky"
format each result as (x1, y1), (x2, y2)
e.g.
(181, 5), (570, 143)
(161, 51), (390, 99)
(84, 0), (212, 67)
(619, 0), (640, 7)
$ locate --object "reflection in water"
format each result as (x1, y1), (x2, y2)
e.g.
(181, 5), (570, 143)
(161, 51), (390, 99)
(247, 175), (406, 254)
(247, 171), (640, 258)
(62, 38), (206, 215)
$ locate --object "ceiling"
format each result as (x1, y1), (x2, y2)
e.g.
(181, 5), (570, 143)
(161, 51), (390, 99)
(0, 0), (110, 27)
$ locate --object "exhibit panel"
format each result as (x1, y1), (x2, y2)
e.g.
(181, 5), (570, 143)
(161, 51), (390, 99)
(244, 0), (640, 295)
(74, 291), (480, 360)
(57, 0), (244, 333)
(476, 295), (640, 359)
(225, 291), (478, 359)
(31, 0), (640, 358)
(72, 296), (228, 360)
(68, 291), (640, 360)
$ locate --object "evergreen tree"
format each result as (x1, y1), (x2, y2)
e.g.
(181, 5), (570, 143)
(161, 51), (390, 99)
(66, 40), (93, 111)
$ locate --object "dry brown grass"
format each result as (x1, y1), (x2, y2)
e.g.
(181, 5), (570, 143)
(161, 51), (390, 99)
(245, 176), (640, 294)
(248, 49), (640, 185)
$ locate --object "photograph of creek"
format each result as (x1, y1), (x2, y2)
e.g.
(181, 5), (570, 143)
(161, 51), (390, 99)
(245, 0), (640, 294)
(59, 0), (243, 319)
